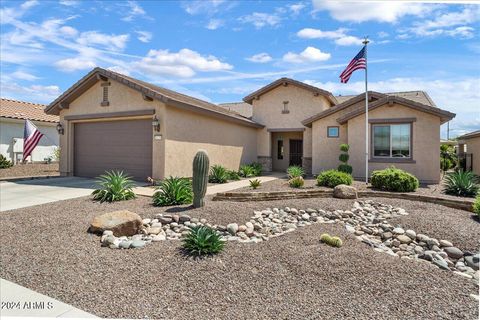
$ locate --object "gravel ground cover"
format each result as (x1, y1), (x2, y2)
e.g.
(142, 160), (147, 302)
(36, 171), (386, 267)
(0, 163), (59, 179)
(233, 176), (471, 202)
(0, 196), (478, 319)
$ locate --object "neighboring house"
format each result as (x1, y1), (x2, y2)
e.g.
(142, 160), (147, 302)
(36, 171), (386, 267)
(46, 68), (455, 183)
(1, 98), (59, 164)
(456, 130), (480, 175)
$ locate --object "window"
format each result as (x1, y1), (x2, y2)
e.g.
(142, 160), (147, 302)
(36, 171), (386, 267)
(373, 124), (411, 158)
(277, 140), (284, 159)
(327, 126), (339, 138)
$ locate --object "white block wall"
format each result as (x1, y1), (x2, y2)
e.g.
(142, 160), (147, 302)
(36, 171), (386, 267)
(0, 118), (59, 163)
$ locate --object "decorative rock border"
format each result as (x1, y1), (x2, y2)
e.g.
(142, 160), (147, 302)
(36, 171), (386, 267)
(212, 189), (475, 212)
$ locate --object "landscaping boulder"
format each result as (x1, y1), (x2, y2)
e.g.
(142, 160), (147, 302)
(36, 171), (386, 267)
(89, 210), (143, 236)
(333, 185), (357, 199)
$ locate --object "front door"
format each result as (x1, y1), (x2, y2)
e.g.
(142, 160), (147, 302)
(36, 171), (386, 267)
(289, 139), (303, 166)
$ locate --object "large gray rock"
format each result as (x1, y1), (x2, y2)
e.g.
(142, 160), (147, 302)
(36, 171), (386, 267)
(465, 254), (479, 271)
(333, 185), (358, 199)
(89, 210), (143, 237)
(444, 247), (464, 260)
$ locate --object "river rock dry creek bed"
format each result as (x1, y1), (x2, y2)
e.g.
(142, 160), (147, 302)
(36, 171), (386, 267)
(0, 195), (478, 319)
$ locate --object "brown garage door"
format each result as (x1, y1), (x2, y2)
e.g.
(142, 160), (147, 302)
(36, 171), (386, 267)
(74, 119), (152, 181)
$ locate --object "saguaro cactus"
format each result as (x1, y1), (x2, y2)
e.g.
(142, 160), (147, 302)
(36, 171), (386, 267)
(192, 150), (209, 208)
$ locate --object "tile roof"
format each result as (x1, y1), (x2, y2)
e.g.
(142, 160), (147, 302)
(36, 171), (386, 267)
(218, 102), (253, 118)
(335, 91), (436, 107)
(1, 98), (58, 123)
(457, 130), (480, 140)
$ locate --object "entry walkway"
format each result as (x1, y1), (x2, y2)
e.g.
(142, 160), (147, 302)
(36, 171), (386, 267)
(133, 172), (284, 197)
(0, 278), (97, 318)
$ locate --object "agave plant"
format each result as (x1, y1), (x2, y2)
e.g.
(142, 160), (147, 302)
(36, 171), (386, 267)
(92, 170), (136, 203)
(182, 226), (225, 256)
(239, 164), (255, 178)
(249, 178), (261, 189)
(153, 177), (193, 206)
(208, 165), (228, 183)
(444, 170), (479, 197)
(287, 165), (304, 179)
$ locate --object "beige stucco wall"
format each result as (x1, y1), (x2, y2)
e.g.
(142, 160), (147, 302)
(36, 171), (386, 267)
(348, 103), (441, 183)
(271, 131), (304, 171)
(465, 136), (480, 175)
(57, 80), (165, 178)
(252, 84), (331, 157)
(163, 106), (258, 178)
(311, 113), (348, 175)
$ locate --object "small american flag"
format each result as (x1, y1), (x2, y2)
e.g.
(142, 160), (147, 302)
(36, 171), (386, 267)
(340, 46), (366, 83)
(23, 119), (44, 159)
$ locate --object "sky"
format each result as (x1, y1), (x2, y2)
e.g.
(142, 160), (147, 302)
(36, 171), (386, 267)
(0, 0), (479, 138)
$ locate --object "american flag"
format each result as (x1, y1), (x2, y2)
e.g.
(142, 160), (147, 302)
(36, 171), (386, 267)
(339, 46), (366, 83)
(23, 119), (44, 159)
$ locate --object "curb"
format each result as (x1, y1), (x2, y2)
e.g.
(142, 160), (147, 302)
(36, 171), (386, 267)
(0, 175), (61, 183)
(213, 189), (474, 212)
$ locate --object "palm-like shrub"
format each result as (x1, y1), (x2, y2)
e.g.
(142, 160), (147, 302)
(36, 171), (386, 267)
(182, 226), (225, 256)
(316, 170), (352, 188)
(208, 165), (228, 183)
(153, 177), (193, 206)
(227, 170), (240, 181)
(289, 176), (304, 188)
(0, 155), (13, 169)
(473, 194), (480, 216)
(239, 164), (255, 178)
(249, 179), (261, 189)
(444, 170), (479, 197)
(92, 170), (136, 203)
(287, 165), (304, 179)
(371, 167), (419, 192)
(250, 162), (263, 176)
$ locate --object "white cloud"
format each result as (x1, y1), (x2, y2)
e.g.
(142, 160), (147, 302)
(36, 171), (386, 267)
(183, 0), (226, 15)
(0, 82), (61, 103)
(133, 48), (233, 78)
(59, 0), (79, 6)
(55, 57), (97, 72)
(288, 3), (306, 15)
(10, 70), (40, 81)
(77, 31), (129, 51)
(408, 6), (480, 39)
(122, 1), (151, 22)
(246, 53), (272, 63)
(312, 0), (432, 23)
(1, 0), (38, 24)
(297, 27), (366, 46)
(283, 46), (331, 64)
(377, 31), (389, 38)
(238, 12), (281, 29)
(135, 30), (152, 43)
(206, 19), (224, 30)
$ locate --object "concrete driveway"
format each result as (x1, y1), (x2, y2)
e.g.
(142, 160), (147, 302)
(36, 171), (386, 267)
(0, 177), (97, 212)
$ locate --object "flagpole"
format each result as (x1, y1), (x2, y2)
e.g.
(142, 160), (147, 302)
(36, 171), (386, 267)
(363, 37), (369, 184)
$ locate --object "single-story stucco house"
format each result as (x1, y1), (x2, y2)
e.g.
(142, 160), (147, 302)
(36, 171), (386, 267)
(45, 67), (455, 183)
(1, 98), (59, 164)
(457, 130), (480, 175)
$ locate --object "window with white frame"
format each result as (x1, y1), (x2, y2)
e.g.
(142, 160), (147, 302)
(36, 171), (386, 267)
(373, 124), (411, 158)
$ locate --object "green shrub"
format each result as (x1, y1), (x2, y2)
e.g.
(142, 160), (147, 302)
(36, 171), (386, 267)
(53, 147), (61, 162)
(0, 155), (13, 169)
(250, 162), (263, 176)
(209, 165), (228, 183)
(226, 170), (240, 181)
(249, 179), (261, 189)
(239, 164), (255, 178)
(287, 165), (304, 179)
(338, 143), (352, 174)
(370, 167), (419, 192)
(182, 226), (225, 256)
(440, 158), (453, 172)
(473, 194), (480, 216)
(444, 170), (479, 197)
(288, 176), (304, 188)
(92, 170), (136, 203)
(440, 144), (457, 172)
(316, 170), (352, 188)
(320, 233), (343, 247)
(153, 177), (193, 206)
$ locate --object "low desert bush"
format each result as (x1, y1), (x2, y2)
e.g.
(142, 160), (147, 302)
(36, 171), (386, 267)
(288, 176), (304, 188)
(249, 179), (261, 189)
(182, 226), (225, 256)
(287, 165), (304, 179)
(370, 167), (419, 192)
(473, 194), (480, 216)
(0, 155), (13, 169)
(250, 162), (263, 176)
(92, 170), (136, 203)
(320, 233), (343, 247)
(444, 170), (479, 197)
(209, 165), (228, 184)
(153, 177), (193, 206)
(316, 169), (352, 188)
(226, 170), (240, 181)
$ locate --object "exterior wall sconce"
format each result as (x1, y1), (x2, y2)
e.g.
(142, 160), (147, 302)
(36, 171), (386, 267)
(56, 123), (64, 135)
(152, 116), (160, 132)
